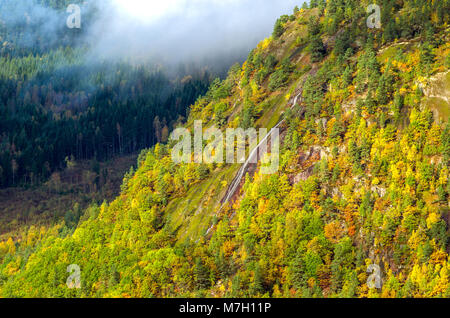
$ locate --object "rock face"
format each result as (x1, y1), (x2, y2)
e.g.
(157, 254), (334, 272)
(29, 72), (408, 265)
(294, 165), (315, 183)
(370, 185), (387, 198)
(424, 71), (450, 102)
(422, 70), (450, 123)
(292, 146), (324, 184)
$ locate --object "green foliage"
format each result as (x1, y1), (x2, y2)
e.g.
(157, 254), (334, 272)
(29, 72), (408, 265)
(0, 50), (211, 188)
(420, 42), (436, 75)
(1, 0), (449, 300)
(208, 78), (232, 101)
(214, 102), (228, 127)
(307, 17), (326, 62)
(268, 58), (293, 91)
(273, 15), (290, 38)
(442, 122), (450, 164)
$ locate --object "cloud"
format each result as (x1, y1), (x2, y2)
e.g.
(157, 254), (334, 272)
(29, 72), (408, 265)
(88, 0), (303, 63)
(0, 0), (64, 49)
(0, 0), (304, 67)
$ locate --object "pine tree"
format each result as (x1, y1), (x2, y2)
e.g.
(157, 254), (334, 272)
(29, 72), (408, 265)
(194, 258), (211, 289)
(273, 19), (285, 39)
(419, 42), (436, 75)
(309, 35), (326, 63)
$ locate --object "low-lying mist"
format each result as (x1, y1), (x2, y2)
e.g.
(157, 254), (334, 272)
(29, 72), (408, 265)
(91, 0), (302, 64)
(1, 0), (303, 69)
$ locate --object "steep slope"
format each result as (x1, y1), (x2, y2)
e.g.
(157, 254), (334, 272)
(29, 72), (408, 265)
(0, 0), (449, 298)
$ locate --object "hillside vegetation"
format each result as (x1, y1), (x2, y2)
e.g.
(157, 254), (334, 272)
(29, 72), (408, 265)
(0, 0), (449, 298)
(0, 153), (138, 241)
(0, 0), (212, 189)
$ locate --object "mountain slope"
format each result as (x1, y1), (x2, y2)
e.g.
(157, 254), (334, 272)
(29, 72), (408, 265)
(0, 0), (449, 298)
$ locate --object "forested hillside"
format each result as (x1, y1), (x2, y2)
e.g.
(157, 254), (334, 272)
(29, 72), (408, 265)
(0, 0), (212, 188)
(0, 0), (449, 298)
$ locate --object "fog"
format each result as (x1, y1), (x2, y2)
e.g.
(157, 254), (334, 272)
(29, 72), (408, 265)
(0, 0), (70, 50)
(1, 0), (304, 67)
(90, 0), (303, 64)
